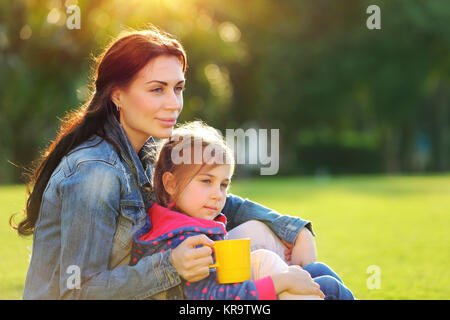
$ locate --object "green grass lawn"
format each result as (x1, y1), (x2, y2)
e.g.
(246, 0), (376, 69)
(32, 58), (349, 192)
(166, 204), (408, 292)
(1, 174), (449, 299)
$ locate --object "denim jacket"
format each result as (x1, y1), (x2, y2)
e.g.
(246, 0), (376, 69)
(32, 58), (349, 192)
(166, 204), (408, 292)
(23, 114), (314, 300)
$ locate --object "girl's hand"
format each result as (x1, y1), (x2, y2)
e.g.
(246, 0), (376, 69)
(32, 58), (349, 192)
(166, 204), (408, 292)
(282, 228), (317, 266)
(271, 265), (325, 298)
(286, 265), (325, 298)
(281, 240), (293, 262)
(170, 235), (215, 282)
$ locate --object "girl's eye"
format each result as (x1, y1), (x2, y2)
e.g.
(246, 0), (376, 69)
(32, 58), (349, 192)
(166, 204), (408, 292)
(202, 179), (211, 184)
(221, 183), (229, 189)
(152, 87), (163, 93)
(175, 86), (185, 92)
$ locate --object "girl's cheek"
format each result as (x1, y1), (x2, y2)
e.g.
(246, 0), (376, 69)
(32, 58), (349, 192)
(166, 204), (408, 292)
(195, 185), (208, 199)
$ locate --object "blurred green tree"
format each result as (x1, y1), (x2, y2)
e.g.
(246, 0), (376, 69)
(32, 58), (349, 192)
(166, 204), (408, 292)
(0, 0), (448, 183)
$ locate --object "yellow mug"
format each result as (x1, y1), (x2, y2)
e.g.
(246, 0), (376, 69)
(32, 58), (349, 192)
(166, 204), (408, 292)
(209, 239), (251, 284)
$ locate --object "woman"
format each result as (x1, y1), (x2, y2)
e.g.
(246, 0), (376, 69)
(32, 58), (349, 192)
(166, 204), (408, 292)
(12, 27), (317, 299)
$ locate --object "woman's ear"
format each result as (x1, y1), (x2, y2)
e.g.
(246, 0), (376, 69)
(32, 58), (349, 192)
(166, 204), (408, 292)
(162, 172), (177, 197)
(110, 87), (121, 107)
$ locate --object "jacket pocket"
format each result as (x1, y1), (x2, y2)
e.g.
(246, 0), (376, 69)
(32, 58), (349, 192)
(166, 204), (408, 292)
(109, 201), (146, 269)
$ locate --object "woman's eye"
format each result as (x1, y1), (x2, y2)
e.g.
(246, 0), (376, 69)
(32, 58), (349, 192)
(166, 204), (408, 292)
(175, 86), (185, 92)
(202, 179), (211, 184)
(152, 87), (163, 93)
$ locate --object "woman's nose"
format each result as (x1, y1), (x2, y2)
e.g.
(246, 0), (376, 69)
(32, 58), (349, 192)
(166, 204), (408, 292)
(164, 91), (182, 112)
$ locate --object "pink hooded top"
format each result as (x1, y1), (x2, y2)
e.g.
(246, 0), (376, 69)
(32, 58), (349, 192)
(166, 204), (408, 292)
(130, 202), (276, 300)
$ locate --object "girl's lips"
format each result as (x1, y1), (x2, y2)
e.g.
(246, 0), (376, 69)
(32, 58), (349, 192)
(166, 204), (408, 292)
(156, 118), (177, 127)
(204, 206), (217, 213)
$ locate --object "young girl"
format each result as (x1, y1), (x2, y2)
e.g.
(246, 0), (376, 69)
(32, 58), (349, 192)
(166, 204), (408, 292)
(130, 121), (354, 300)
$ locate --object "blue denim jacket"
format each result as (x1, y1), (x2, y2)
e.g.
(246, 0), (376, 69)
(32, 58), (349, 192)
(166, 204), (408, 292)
(23, 114), (314, 300)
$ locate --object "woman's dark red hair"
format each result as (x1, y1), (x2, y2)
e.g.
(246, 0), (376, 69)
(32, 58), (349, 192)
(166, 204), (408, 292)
(10, 26), (187, 236)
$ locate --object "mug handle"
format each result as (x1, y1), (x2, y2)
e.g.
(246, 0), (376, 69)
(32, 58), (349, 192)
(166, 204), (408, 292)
(208, 244), (219, 269)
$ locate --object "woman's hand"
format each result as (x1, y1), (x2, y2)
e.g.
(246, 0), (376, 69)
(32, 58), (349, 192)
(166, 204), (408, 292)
(170, 235), (215, 282)
(271, 265), (325, 298)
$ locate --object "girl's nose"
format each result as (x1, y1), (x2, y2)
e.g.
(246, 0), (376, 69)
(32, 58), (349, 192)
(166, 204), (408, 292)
(210, 187), (222, 201)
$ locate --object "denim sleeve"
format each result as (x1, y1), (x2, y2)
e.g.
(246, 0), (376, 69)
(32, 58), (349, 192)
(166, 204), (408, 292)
(222, 193), (315, 245)
(59, 161), (181, 299)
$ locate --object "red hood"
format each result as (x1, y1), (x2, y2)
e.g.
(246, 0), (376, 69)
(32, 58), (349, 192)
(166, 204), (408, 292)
(138, 203), (227, 242)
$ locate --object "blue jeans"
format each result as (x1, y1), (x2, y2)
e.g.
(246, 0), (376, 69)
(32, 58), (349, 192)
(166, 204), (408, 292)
(302, 262), (355, 300)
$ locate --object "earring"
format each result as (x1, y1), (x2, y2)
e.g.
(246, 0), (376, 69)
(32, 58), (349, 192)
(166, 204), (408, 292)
(116, 104), (120, 112)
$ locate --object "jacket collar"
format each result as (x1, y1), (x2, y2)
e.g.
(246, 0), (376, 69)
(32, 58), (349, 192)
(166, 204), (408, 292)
(104, 113), (158, 187)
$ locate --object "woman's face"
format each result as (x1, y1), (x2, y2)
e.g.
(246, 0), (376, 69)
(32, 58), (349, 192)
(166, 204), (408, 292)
(112, 55), (185, 152)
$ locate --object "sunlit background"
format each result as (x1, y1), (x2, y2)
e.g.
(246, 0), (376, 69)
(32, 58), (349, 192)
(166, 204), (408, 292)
(0, 0), (449, 300)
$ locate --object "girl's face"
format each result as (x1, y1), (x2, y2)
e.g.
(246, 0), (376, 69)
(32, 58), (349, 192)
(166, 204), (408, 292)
(111, 55), (185, 152)
(164, 165), (233, 220)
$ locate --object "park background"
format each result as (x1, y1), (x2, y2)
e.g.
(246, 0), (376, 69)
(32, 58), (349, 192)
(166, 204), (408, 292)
(0, 0), (449, 299)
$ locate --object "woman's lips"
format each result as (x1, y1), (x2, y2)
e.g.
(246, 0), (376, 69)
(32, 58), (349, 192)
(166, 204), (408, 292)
(156, 117), (177, 127)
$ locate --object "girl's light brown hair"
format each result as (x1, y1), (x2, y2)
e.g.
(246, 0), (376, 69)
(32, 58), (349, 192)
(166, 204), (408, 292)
(153, 121), (235, 208)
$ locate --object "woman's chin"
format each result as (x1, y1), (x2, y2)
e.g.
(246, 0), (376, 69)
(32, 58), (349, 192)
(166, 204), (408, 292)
(151, 127), (174, 139)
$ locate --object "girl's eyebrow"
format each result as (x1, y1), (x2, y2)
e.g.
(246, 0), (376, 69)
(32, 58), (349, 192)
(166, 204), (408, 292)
(145, 80), (185, 85)
(198, 173), (230, 181)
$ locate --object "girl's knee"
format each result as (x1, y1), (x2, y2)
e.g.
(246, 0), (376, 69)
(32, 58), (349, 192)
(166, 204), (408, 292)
(251, 248), (267, 264)
(252, 248), (279, 260)
(228, 220), (271, 241)
(229, 220), (287, 260)
(230, 220), (275, 245)
(242, 220), (272, 235)
(251, 248), (288, 277)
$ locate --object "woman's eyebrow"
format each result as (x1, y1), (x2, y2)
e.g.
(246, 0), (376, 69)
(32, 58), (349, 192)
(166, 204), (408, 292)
(145, 80), (185, 85)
